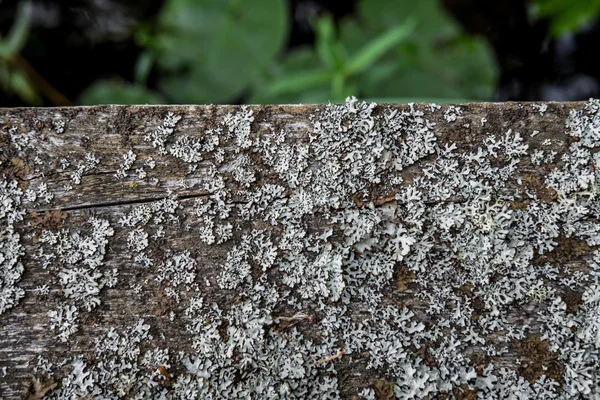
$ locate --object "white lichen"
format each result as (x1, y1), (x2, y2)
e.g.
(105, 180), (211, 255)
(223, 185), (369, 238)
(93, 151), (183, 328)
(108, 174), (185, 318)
(18, 98), (600, 398)
(0, 178), (25, 315)
(47, 305), (79, 342)
(144, 112), (182, 155)
(115, 149), (136, 179)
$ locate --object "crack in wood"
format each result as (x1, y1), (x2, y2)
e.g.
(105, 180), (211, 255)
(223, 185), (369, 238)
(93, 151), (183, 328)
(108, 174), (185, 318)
(29, 196), (168, 213)
(27, 192), (251, 213)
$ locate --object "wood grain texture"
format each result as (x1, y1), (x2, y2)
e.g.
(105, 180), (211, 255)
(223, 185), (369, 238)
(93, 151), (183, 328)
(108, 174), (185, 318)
(1, 101), (599, 399)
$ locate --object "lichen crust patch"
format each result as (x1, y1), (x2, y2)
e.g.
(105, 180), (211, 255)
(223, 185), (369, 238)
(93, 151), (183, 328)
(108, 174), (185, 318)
(1, 99), (600, 399)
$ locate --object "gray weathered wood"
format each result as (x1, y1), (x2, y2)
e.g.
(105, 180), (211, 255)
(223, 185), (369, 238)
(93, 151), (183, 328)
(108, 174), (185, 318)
(1, 100), (600, 399)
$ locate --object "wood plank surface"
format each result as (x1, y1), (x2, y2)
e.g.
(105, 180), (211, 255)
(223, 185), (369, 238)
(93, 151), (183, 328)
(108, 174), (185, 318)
(1, 99), (600, 399)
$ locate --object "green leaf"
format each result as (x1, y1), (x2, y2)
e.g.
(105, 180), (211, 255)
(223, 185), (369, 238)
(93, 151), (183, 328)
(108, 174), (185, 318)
(437, 36), (498, 100)
(79, 80), (163, 105)
(154, 0), (289, 103)
(360, 67), (462, 99)
(534, 0), (600, 35)
(160, 62), (250, 104)
(358, 0), (458, 44)
(249, 46), (327, 103)
(346, 17), (415, 76)
(268, 46), (322, 78)
(359, 59), (400, 85)
(338, 18), (370, 54)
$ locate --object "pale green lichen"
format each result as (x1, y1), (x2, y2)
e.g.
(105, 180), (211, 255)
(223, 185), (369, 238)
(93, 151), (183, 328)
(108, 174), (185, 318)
(5, 99), (600, 399)
(37, 217), (114, 342)
(0, 178), (25, 315)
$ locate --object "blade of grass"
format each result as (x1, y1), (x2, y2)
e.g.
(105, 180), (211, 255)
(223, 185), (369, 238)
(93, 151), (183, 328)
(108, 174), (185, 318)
(263, 69), (331, 97)
(346, 17), (416, 76)
(8, 68), (41, 104)
(0, 1), (31, 59)
(314, 15), (337, 70)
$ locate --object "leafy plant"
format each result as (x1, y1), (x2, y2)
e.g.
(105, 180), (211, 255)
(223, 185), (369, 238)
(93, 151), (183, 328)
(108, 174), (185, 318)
(79, 0), (289, 105)
(75, 0), (498, 105)
(250, 0), (497, 104)
(353, 0), (497, 103)
(250, 15), (416, 103)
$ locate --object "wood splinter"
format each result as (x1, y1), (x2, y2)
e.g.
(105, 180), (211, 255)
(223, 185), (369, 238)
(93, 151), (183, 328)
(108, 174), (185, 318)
(313, 350), (346, 365)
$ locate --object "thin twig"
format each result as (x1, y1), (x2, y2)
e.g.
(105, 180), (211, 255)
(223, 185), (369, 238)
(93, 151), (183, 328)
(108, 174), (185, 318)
(313, 350), (346, 365)
(275, 312), (313, 322)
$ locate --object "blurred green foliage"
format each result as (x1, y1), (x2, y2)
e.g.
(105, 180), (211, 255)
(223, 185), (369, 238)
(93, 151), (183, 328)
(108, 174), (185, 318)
(0, 2), (41, 105)
(80, 81), (165, 105)
(250, 15), (418, 103)
(533, 0), (600, 36)
(4, 0), (600, 105)
(79, 0), (500, 105)
(146, 0), (289, 104)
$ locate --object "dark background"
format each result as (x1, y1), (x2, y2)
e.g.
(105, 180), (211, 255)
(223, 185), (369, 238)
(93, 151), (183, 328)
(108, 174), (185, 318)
(1, 0), (599, 106)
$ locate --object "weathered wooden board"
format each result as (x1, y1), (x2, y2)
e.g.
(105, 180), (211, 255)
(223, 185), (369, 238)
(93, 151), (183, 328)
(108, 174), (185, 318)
(1, 99), (600, 399)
